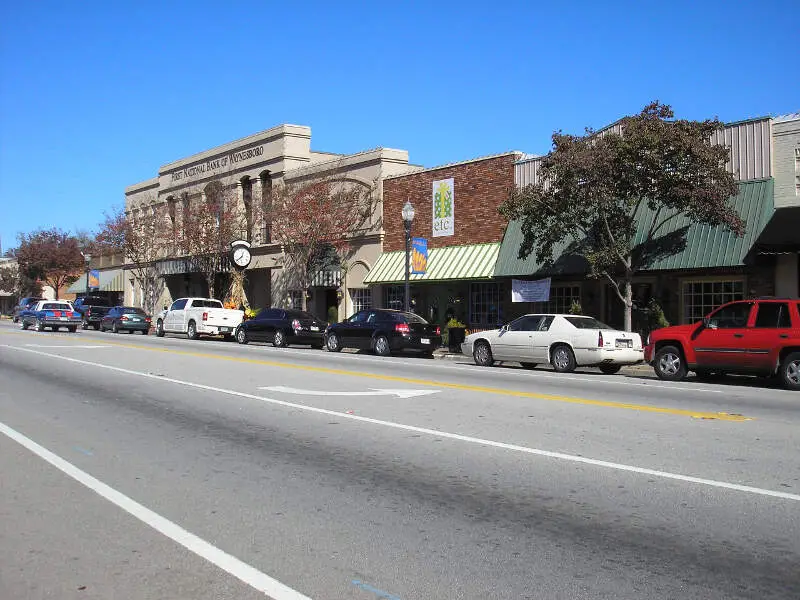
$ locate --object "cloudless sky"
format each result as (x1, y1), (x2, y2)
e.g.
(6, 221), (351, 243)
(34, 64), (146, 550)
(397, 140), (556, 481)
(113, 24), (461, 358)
(1, 0), (797, 252)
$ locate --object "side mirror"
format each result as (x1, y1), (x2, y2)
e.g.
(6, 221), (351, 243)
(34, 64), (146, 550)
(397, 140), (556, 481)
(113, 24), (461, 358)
(499, 324), (508, 333)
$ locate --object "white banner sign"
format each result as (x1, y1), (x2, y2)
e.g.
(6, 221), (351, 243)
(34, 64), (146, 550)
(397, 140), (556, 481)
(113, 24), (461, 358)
(432, 178), (454, 237)
(511, 278), (551, 303)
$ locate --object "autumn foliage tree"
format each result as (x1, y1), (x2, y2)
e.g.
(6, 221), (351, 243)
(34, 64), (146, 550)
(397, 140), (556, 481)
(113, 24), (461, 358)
(267, 171), (377, 311)
(15, 228), (84, 299)
(500, 102), (743, 331)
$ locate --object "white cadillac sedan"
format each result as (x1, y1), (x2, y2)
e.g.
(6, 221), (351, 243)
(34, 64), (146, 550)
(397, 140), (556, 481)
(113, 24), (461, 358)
(461, 314), (644, 374)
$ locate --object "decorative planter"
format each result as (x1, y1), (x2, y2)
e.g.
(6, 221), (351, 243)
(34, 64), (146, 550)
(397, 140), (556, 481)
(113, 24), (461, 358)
(447, 327), (466, 353)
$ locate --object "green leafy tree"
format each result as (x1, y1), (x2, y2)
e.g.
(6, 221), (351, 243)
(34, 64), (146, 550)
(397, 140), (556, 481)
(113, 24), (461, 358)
(500, 102), (744, 331)
(15, 229), (84, 299)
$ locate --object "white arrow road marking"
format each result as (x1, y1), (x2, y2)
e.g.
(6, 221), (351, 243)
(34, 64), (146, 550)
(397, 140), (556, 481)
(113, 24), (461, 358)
(260, 385), (439, 399)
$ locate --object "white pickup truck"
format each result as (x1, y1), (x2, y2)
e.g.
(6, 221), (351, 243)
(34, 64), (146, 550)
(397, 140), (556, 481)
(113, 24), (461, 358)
(155, 298), (244, 340)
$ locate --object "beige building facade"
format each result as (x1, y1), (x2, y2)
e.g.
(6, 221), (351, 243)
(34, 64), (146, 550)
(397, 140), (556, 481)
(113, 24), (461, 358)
(124, 124), (415, 319)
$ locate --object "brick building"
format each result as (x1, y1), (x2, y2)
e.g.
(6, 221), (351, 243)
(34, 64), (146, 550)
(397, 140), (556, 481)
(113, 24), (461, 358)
(364, 152), (522, 328)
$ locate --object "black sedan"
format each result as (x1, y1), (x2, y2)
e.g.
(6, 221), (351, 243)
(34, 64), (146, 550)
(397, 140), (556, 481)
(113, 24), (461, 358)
(325, 309), (442, 356)
(100, 306), (152, 334)
(235, 308), (327, 348)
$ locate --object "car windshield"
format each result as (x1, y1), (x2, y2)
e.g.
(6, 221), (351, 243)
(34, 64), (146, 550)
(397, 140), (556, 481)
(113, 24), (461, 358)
(389, 312), (428, 324)
(564, 316), (613, 329)
(122, 307), (146, 315)
(194, 300), (224, 308)
(284, 310), (316, 321)
(43, 303), (72, 311)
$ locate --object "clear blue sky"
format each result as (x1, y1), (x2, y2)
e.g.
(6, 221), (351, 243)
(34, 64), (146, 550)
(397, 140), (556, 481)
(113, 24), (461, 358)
(1, 0), (797, 253)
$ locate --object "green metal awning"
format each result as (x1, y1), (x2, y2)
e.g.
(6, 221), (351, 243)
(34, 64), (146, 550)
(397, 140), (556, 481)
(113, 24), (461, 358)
(67, 269), (125, 294)
(494, 178), (775, 277)
(363, 242), (500, 284)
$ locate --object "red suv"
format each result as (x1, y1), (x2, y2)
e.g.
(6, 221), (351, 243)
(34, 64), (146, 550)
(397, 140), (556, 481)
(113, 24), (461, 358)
(644, 298), (800, 390)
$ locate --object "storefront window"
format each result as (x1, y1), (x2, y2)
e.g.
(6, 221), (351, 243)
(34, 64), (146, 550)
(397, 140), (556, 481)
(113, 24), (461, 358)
(385, 285), (405, 311)
(350, 288), (372, 313)
(682, 279), (744, 323)
(288, 290), (303, 310)
(531, 285), (581, 315)
(469, 282), (500, 326)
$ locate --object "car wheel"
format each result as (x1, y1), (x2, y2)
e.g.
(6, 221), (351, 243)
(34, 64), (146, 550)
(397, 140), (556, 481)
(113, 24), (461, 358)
(20, 320), (28, 330)
(326, 332), (342, 352)
(156, 320), (165, 337)
(273, 330), (287, 348)
(599, 364), (622, 375)
(93, 324), (100, 331)
(236, 326), (248, 344)
(34, 319), (44, 332)
(520, 362), (538, 370)
(473, 341), (494, 367)
(82, 320), (89, 330)
(187, 321), (198, 340)
(67, 326), (76, 333)
(373, 335), (390, 356)
(12, 316), (18, 323)
(551, 344), (576, 373)
(653, 345), (687, 381)
(779, 351), (800, 391)
(112, 321), (119, 333)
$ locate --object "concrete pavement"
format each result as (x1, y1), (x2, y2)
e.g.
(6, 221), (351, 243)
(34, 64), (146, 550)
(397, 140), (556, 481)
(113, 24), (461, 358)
(1, 321), (798, 599)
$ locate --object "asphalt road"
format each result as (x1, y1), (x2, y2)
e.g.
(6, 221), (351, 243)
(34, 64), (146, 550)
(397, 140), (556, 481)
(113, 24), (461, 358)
(1, 320), (798, 599)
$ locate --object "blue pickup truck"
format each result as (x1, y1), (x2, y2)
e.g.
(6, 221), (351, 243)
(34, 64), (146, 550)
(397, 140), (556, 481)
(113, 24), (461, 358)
(20, 300), (82, 332)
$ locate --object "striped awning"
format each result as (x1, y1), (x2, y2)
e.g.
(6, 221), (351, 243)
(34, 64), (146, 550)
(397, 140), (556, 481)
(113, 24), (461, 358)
(363, 243), (500, 284)
(67, 269), (125, 293)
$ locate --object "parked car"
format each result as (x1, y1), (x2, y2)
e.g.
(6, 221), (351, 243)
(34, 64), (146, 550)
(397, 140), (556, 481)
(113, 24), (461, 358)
(462, 314), (644, 374)
(645, 298), (800, 390)
(12, 297), (44, 323)
(72, 295), (114, 330)
(19, 300), (81, 332)
(325, 309), (442, 356)
(100, 306), (152, 334)
(155, 298), (244, 340)
(235, 308), (327, 347)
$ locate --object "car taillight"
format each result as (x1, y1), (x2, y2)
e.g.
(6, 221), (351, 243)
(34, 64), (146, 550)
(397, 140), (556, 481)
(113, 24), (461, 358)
(435, 325), (441, 335)
(292, 319), (301, 331)
(202, 312), (208, 321)
(395, 323), (410, 334)
(598, 331), (604, 347)
(121, 315), (129, 321)
(646, 334), (650, 345)
(146, 317), (151, 322)
(53, 311), (62, 317)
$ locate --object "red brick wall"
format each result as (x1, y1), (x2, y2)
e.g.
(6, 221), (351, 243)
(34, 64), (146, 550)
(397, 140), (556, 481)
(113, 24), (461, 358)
(382, 154), (517, 252)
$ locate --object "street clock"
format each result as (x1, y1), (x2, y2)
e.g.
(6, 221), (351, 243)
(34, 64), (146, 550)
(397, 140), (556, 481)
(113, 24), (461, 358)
(229, 240), (252, 269)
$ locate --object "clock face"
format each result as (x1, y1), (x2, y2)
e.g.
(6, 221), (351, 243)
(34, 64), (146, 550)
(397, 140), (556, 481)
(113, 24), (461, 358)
(232, 246), (251, 267)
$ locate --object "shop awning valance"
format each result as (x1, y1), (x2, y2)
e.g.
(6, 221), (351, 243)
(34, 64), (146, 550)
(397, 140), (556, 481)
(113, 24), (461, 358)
(494, 178), (775, 277)
(67, 269), (125, 294)
(363, 243), (500, 284)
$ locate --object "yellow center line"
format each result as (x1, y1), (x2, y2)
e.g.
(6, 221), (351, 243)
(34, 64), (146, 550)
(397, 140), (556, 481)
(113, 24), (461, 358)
(0, 330), (751, 421)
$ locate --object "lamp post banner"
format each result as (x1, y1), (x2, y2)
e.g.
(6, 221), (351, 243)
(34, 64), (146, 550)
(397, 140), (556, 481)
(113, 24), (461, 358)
(511, 277), (551, 303)
(88, 270), (100, 290)
(432, 178), (454, 237)
(411, 238), (427, 274)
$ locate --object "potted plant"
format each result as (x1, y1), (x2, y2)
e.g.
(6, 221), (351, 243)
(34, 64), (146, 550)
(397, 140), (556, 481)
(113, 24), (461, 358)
(446, 317), (467, 353)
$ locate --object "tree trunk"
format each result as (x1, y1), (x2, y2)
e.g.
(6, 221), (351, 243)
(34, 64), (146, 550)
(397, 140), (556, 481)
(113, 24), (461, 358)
(206, 273), (215, 299)
(623, 277), (633, 332)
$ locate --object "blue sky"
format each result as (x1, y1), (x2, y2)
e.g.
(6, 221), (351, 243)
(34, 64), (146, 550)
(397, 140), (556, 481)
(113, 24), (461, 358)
(1, 0), (797, 252)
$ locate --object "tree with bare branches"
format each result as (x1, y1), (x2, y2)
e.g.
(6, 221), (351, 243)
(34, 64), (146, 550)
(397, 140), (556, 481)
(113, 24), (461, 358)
(267, 170), (377, 311)
(96, 203), (168, 315)
(180, 182), (246, 299)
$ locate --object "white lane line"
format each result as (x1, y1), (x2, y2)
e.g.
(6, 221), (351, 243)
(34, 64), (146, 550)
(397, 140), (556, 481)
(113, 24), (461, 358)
(0, 420), (312, 600)
(25, 344), (109, 349)
(7, 344), (798, 502)
(260, 386), (439, 398)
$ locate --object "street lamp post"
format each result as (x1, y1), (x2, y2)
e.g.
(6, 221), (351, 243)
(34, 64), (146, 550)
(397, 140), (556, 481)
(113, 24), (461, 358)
(83, 253), (92, 295)
(401, 200), (415, 313)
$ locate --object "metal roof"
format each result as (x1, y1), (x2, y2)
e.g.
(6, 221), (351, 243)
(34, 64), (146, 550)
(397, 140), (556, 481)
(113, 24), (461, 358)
(494, 178), (774, 277)
(363, 243), (501, 284)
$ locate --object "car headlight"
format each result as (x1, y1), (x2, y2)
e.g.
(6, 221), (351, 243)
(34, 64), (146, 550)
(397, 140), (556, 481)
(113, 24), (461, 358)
(647, 334), (650, 345)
